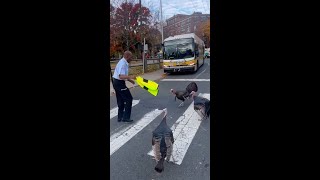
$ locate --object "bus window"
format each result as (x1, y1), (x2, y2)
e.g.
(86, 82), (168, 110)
(164, 38), (194, 60)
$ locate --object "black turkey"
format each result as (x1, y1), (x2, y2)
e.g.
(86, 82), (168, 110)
(190, 91), (210, 121)
(152, 108), (174, 173)
(170, 82), (198, 107)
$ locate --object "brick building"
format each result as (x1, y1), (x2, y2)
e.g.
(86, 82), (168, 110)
(163, 12), (210, 39)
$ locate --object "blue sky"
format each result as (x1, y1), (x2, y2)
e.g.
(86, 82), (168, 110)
(111, 0), (210, 21)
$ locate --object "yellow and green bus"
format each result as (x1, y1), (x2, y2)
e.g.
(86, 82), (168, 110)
(162, 33), (205, 73)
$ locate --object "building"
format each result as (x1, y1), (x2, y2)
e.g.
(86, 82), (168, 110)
(163, 12), (210, 39)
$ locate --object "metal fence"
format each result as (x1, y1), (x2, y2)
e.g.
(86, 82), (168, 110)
(109, 58), (164, 81)
(110, 58), (163, 71)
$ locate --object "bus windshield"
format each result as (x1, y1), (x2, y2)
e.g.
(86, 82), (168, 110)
(164, 38), (194, 60)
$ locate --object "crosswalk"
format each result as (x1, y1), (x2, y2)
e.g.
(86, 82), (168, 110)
(110, 100), (140, 119)
(110, 93), (210, 165)
(110, 108), (163, 156)
(147, 93), (210, 165)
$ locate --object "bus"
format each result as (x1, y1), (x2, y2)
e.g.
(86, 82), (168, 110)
(162, 33), (205, 73)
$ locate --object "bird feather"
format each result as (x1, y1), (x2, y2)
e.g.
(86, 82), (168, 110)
(152, 137), (162, 162)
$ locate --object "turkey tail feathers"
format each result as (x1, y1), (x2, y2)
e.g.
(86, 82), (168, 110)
(155, 158), (165, 173)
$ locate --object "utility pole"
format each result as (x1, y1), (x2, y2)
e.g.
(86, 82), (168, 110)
(126, 0), (129, 50)
(160, 0), (163, 43)
(143, 38), (145, 73)
(160, 0), (164, 64)
(139, 0), (145, 73)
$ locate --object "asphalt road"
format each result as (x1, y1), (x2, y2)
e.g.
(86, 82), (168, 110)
(110, 58), (211, 180)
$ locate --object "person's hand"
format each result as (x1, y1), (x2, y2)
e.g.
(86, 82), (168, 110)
(131, 75), (137, 80)
(128, 79), (135, 85)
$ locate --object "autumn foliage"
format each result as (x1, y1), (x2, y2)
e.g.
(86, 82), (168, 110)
(110, 1), (162, 58)
(110, 1), (210, 58)
(195, 19), (210, 47)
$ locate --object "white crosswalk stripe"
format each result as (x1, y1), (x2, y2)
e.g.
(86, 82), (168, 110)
(110, 100), (140, 119)
(110, 108), (163, 156)
(147, 93), (210, 165)
(109, 94), (210, 166)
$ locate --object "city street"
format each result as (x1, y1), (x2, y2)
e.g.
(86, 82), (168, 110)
(110, 59), (211, 180)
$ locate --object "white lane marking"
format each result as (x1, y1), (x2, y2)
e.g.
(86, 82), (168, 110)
(110, 100), (140, 120)
(148, 93), (210, 165)
(194, 68), (207, 79)
(110, 109), (163, 156)
(110, 124), (126, 137)
(161, 79), (210, 82)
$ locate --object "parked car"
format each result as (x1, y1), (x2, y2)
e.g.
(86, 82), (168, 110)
(204, 48), (210, 58)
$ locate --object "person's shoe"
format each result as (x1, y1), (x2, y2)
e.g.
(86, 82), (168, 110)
(117, 119), (122, 122)
(122, 119), (133, 123)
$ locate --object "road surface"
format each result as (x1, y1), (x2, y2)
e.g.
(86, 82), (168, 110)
(110, 58), (211, 180)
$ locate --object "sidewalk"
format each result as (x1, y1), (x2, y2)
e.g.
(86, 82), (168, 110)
(110, 69), (167, 96)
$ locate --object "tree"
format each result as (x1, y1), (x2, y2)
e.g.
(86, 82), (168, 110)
(202, 20), (210, 47)
(195, 19), (210, 47)
(110, 0), (162, 58)
(112, 1), (152, 54)
(110, 4), (121, 56)
(144, 27), (162, 56)
(143, 6), (162, 57)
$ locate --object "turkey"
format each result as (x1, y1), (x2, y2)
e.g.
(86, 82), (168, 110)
(170, 82), (198, 107)
(190, 91), (210, 121)
(152, 108), (174, 173)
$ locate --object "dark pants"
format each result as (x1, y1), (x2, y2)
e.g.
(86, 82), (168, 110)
(113, 78), (133, 120)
